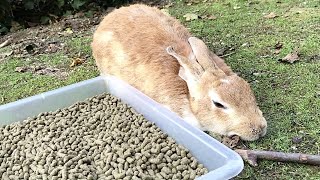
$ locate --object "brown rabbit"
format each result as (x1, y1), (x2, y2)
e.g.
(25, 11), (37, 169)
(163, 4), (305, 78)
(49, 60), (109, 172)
(91, 4), (267, 141)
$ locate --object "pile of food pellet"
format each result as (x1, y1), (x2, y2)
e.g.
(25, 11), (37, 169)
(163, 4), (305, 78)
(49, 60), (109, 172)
(0, 93), (208, 180)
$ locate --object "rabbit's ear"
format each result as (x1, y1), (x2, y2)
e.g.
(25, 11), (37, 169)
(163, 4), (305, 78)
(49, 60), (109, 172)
(188, 37), (220, 71)
(166, 46), (203, 98)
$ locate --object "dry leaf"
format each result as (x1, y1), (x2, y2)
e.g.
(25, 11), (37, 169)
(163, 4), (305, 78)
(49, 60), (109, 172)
(241, 42), (249, 47)
(281, 50), (299, 63)
(183, 13), (199, 21)
(65, 27), (73, 34)
(274, 49), (281, 54)
(222, 135), (241, 149)
(264, 12), (277, 19)
(201, 14), (217, 20)
(0, 50), (13, 58)
(274, 42), (283, 54)
(275, 42), (283, 49)
(233, 6), (241, 10)
(15, 67), (28, 73)
(70, 58), (84, 67)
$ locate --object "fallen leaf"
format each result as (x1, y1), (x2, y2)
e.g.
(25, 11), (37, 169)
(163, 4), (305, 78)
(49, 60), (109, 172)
(70, 58), (84, 67)
(36, 67), (59, 75)
(233, 6), (241, 10)
(65, 27), (73, 34)
(183, 13), (199, 21)
(264, 12), (278, 19)
(274, 42), (283, 54)
(241, 42), (249, 47)
(201, 14), (217, 20)
(32, 65), (44, 72)
(253, 72), (262, 76)
(222, 135), (241, 149)
(0, 50), (13, 58)
(275, 42), (283, 49)
(280, 49), (299, 63)
(274, 49), (281, 54)
(15, 67), (29, 73)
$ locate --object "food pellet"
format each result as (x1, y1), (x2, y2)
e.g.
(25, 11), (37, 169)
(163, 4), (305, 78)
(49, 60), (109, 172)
(0, 93), (208, 179)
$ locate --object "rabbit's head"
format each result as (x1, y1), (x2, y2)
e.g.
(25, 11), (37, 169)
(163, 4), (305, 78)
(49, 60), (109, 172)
(166, 37), (267, 141)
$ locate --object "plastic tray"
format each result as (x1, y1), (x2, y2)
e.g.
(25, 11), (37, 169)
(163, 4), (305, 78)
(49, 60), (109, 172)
(0, 75), (243, 180)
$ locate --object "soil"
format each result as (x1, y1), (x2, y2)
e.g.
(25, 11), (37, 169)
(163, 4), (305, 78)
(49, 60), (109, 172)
(0, 0), (170, 69)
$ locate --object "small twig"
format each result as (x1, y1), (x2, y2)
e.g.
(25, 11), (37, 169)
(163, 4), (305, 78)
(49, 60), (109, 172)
(0, 39), (11, 48)
(235, 149), (320, 166)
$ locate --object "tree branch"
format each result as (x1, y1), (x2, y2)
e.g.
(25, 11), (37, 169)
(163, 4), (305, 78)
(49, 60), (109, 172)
(235, 149), (320, 166)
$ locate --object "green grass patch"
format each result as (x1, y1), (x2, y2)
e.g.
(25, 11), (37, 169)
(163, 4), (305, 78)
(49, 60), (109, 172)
(0, 36), (99, 105)
(170, 0), (319, 179)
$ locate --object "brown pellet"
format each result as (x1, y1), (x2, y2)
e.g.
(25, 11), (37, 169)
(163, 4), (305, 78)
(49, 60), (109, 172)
(0, 93), (208, 179)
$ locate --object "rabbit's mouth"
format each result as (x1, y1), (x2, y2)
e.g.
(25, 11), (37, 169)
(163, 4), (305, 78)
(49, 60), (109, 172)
(227, 131), (260, 141)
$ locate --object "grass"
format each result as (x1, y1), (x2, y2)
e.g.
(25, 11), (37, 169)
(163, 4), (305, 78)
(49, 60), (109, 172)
(169, 0), (320, 179)
(0, 37), (99, 104)
(1, 0), (319, 179)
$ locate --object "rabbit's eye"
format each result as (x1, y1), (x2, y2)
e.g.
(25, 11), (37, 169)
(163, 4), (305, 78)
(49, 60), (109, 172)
(213, 101), (226, 109)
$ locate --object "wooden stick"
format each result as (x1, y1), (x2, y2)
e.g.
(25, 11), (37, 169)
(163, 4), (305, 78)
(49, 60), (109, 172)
(235, 149), (320, 166)
(0, 39), (11, 48)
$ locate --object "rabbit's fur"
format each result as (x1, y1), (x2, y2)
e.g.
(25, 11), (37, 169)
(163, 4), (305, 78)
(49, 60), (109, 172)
(91, 4), (267, 141)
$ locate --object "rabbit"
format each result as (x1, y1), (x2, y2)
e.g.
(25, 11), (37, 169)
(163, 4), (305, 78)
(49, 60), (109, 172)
(91, 4), (267, 141)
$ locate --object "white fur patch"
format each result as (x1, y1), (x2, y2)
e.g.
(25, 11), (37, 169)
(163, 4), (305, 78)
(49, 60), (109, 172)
(207, 124), (227, 135)
(112, 42), (128, 64)
(99, 31), (113, 43)
(98, 31), (128, 64)
(209, 91), (224, 106)
(209, 90), (233, 113)
(182, 110), (201, 129)
(221, 79), (230, 84)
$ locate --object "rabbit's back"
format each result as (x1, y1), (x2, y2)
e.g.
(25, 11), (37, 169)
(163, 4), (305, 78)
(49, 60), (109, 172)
(92, 4), (192, 113)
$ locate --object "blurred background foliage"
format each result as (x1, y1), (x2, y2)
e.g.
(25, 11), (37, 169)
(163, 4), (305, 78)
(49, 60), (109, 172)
(0, 0), (132, 35)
